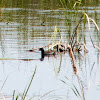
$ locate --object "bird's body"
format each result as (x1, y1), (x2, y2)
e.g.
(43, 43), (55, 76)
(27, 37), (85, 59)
(39, 48), (55, 59)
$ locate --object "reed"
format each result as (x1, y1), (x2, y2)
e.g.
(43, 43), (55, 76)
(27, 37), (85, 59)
(72, 78), (85, 100)
(0, 6), (4, 19)
(67, 44), (78, 75)
(72, 84), (82, 99)
(49, 26), (62, 45)
(12, 66), (37, 100)
(12, 90), (15, 100)
(59, 0), (83, 30)
(69, 12), (99, 52)
(21, 66), (37, 100)
(0, 0), (5, 21)
(57, 1), (99, 99)
(0, 77), (9, 100)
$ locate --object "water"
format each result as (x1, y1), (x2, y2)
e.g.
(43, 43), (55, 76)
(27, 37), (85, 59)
(0, 0), (100, 100)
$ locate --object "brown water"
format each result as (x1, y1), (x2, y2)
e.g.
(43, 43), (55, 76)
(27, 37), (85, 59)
(0, 0), (100, 100)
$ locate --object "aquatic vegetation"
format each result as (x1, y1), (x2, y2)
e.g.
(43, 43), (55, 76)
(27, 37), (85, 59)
(0, 6), (4, 20)
(51, 1), (100, 99)
(0, 0), (5, 21)
(0, 0), (99, 100)
(12, 66), (37, 100)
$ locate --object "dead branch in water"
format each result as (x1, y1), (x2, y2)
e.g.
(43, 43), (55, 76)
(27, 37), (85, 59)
(67, 44), (78, 75)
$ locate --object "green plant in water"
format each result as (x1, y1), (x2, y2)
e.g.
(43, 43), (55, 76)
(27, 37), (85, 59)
(73, 0), (82, 10)
(59, 0), (83, 31)
(49, 26), (62, 44)
(48, 26), (62, 50)
(72, 84), (82, 100)
(0, 0), (7, 19)
(21, 66), (37, 100)
(13, 66), (37, 100)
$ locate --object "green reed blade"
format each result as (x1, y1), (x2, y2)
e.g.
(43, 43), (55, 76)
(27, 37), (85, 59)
(22, 66), (37, 100)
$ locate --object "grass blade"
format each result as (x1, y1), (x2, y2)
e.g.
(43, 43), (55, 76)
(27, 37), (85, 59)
(22, 66), (37, 100)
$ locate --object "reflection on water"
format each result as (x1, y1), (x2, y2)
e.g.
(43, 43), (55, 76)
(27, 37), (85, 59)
(0, 0), (100, 100)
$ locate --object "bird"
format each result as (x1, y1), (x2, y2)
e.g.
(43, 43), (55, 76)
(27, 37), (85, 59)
(39, 48), (56, 59)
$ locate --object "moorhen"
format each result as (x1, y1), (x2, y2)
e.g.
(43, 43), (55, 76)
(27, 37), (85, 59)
(39, 48), (56, 59)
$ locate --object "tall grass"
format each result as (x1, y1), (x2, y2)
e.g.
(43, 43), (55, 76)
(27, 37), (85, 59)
(59, 0), (83, 30)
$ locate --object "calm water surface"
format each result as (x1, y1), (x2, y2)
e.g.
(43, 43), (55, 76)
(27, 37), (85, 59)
(0, 0), (100, 100)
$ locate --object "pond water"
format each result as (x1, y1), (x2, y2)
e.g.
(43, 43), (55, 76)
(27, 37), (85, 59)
(0, 0), (100, 100)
